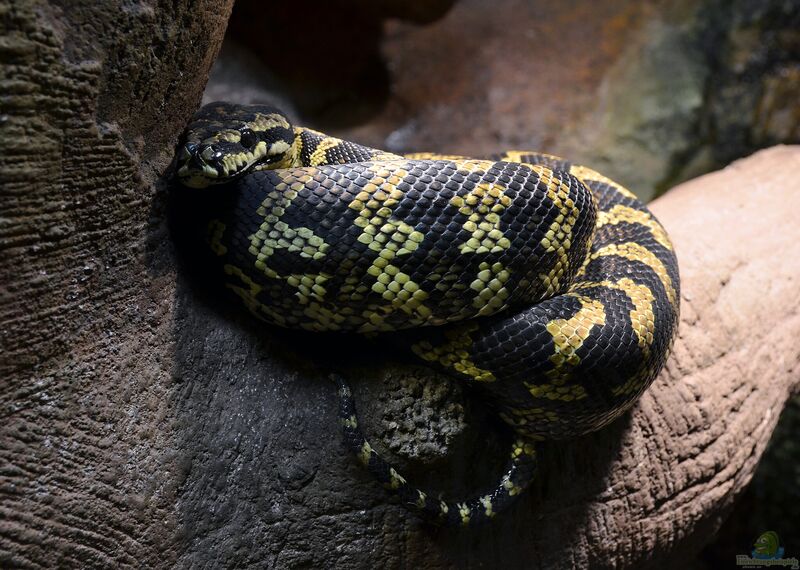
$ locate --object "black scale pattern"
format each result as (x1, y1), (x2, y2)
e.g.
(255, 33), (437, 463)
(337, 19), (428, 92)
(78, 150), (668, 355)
(218, 159), (597, 333)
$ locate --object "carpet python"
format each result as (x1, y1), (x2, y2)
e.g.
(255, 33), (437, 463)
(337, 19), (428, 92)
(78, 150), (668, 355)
(173, 102), (680, 526)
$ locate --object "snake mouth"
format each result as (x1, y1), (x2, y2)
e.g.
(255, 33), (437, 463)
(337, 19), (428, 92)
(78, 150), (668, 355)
(176, 166), (219, 188)
(176, 140), (281, 188)
(176, 156), (224, 189)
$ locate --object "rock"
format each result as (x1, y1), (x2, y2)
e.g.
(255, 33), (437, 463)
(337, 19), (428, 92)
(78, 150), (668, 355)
(0, 1), (233, 567)
(701, 394), (800, 567)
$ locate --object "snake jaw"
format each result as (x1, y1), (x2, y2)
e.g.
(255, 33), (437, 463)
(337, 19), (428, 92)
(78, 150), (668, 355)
(177, 139), (296, 188)
(176, 142), (225, 188)
(176, 164), (218, 188)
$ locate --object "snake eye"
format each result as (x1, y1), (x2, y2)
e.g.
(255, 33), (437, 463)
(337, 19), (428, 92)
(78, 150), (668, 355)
(239, 129), (257, 149)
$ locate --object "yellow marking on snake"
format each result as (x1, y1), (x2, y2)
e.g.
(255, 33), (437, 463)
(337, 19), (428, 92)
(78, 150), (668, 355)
(531, 165), (580, 295)
(346, 163), (438, 330)
(500, 408), (559, 427)
(249, 176), (330, 279)
(248, 113), (290, 133)
(444, 172), (516, 315)
(450, 180), (513, 255)
(479, 495), (496, 518)
(366, 263), (431, 324)
(359, 441), (374, 467)
(260, 142), (298, 170)
(309, 137), (345, 166)
(573, 278), (656, 360)
(501, 473), (524, 496)
(371, 151), (407, 162)
(358, 218), (424, 256)
(245, 171), (340, 323)
(413, 323), (497, 382)
(512, 440), (537, 458)
(404, 153), (470, 161)
(207, 220), (228, 256)
(469, 261), (511, 315)
(579, 242), (677, 306)
(497, 150), (555, 164)
(303, 302), (349, 331)
(223, 264), (287, 326)
(388, 468), (407, 490)
(596, 204), (673, 250)
(569, 165), (638, 199)
(267, 128), (308, 170)
(524, 295), (606, 401)
(458, 503), (471, 525)
(285, 273), (330, 304)
(341, 415), (358, 429)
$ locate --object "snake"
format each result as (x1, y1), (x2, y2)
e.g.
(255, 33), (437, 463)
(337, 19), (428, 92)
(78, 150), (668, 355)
(173, 102), (680, 526)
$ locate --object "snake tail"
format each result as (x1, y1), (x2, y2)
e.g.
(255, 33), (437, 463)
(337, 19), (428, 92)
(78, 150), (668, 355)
(331, 374), (538, 526)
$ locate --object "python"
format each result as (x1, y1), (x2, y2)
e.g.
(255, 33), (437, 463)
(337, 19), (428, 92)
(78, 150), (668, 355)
(172, 102), (680, 526)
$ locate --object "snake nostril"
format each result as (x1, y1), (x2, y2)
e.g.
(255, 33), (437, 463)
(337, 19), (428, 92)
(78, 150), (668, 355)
(179, 142), (198, 162)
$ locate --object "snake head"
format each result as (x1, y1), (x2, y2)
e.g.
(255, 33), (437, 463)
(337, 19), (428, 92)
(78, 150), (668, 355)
(175, 102), (295, 188)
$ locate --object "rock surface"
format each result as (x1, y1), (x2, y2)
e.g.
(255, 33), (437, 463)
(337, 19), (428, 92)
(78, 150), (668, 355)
(2, 1), (800, 569)
(0, 1), (233, 567)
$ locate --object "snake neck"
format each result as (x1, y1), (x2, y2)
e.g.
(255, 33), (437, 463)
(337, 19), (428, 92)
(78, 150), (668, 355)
(251, 127), (304, 170)
(253, 126), (404, 172)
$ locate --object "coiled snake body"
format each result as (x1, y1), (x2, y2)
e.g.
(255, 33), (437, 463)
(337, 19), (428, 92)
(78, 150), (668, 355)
(174, 102), (680, 526)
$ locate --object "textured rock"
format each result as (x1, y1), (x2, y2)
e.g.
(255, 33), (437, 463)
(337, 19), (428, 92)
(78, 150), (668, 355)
(701, 395), (800, 567)
(0, 1), (233, 567)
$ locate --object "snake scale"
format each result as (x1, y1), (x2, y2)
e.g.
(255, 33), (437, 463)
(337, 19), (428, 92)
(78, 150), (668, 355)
(173, 102), (680, 526)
